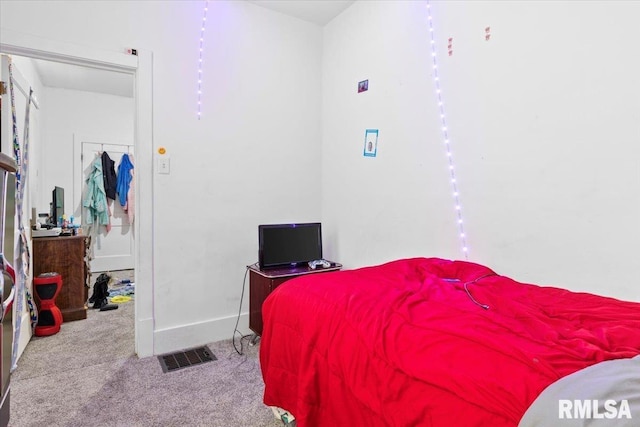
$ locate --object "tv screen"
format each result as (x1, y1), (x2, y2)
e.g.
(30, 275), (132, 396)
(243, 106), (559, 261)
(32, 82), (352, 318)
(259, 223), (322, 269)
(52, 186), (64, 226)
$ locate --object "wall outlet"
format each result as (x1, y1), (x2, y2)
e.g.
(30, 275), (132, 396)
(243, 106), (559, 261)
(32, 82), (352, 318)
(158, 157), (170, 174)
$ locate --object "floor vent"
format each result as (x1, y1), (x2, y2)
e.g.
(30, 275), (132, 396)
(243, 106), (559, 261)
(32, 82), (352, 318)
(158, 346), (217, 373)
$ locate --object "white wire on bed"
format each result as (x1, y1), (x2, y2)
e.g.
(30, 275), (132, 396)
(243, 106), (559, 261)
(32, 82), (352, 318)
(463, 273), (494, 310)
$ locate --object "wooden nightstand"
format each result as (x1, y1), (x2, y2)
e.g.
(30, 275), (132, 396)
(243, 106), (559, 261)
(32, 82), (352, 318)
(248, 262), (342, 336)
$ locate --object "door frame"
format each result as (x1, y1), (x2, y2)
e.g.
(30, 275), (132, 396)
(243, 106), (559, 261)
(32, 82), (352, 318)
(0, 28), (155, 357)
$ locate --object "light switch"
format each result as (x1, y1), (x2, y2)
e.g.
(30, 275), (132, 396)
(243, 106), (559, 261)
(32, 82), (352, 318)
(158, 157), (170, 174)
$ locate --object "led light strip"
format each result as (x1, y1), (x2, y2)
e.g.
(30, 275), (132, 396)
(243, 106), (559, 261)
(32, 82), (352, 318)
(197, 1), (209, 119)
(426, 2), (469, 259)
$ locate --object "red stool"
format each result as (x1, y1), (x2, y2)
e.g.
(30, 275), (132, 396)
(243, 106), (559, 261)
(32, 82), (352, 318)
(33, 272), (63, 336)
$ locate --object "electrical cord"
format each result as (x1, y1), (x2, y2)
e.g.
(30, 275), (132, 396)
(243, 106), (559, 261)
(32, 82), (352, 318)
(232, 264), (256, 355)
(463, 273), (494, 310)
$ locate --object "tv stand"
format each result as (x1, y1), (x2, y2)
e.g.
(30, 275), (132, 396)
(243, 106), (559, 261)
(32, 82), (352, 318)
(248, 262), (342, 336)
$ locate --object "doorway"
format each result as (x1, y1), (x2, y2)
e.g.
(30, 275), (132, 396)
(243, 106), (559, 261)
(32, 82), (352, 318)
(0, 30), (155, 357)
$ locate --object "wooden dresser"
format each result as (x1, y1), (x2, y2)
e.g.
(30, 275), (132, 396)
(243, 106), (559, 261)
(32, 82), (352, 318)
(32, 235), (90, 322)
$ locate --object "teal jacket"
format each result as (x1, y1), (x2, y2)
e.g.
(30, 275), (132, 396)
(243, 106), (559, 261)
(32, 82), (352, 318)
(83, 157), (109, 226)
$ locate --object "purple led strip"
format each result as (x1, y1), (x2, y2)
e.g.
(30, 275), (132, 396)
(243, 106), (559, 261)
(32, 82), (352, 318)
(426, 2), (469, 259)
(197, 1), (209, 119)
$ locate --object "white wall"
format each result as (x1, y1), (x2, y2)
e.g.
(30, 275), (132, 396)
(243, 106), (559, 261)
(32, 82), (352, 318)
(1, 0), (323, 354)
(322, 1), (640, 301)
(38, 87), (134, 220)
(321, 1), (461, 269)
(146, 2), (322, 352)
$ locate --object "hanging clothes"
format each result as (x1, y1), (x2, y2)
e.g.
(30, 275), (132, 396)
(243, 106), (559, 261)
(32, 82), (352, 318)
(125, 154), (135, 224)
(84, 156), (110, 227)
(101, 151), (117, 200)
(116, 153), (134, 207)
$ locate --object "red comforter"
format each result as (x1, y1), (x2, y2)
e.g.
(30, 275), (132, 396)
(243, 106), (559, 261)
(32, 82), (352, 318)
(260, 258), (640, 426)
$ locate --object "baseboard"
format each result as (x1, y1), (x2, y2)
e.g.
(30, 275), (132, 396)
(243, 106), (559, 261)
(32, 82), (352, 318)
(152, 312), (249, 356)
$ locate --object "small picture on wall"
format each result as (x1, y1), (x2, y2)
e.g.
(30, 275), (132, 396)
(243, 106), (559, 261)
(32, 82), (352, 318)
(358, 79), (369, 93)
(363, 129), (378, 157)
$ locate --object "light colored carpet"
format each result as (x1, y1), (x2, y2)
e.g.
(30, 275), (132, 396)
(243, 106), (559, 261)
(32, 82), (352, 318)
(10, 271), (282, 427)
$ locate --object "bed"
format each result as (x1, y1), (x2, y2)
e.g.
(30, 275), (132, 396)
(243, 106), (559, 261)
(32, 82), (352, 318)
(259, 257), (640, 426)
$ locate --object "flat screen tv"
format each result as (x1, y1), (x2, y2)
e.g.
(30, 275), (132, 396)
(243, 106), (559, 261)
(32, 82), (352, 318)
(51, 186), (64, 226)
(258, 222), (323, 270)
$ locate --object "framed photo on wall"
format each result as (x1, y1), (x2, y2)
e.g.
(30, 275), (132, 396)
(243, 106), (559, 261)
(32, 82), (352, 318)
(363, 129), (378, 157)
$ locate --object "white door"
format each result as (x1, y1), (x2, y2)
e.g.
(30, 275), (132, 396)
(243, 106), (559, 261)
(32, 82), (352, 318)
(74, 137), (134, 272)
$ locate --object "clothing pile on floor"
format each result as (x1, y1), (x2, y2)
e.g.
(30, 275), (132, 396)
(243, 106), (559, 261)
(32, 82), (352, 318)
(108, 276), (135, 304)
(109, 279), (135, 298)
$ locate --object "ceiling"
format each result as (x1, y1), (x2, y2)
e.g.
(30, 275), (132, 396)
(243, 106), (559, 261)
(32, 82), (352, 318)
(248, 0), (355, 25)
(31, 59), (134, 98)
(24, 0), (355, 99)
